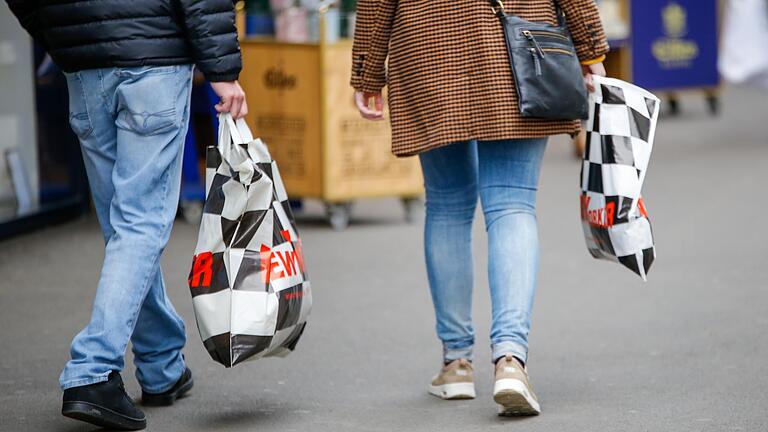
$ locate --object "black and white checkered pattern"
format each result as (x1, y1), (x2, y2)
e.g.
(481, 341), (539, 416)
(580, 76), (660, 280)
(188, 115), (311, 367)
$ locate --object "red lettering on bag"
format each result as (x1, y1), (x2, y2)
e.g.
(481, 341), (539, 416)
(605, 201), (615, 227)
(260, 244), (284, 283)
(580, 195), (591, 220)
(276, 250), (300, 277)
(259, 240), (306, 283)
(581, 196), (616, 228)
(189, 252), (213, 288)
(283, 290), (304, 300)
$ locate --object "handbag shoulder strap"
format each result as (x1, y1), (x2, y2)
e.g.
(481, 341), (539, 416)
(489, 0), (566, 27)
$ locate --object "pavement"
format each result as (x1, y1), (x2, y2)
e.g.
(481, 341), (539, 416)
(1, 85), (767, 432)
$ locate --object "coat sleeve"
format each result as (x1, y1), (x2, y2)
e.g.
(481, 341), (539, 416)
(558, 0), (610, 63)
(350, 0), (398, 93)
(5, 0), (43, 41)
(175, 0), (242, 82)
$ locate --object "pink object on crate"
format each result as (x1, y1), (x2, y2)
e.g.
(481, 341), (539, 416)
(275, 7), (309, 42)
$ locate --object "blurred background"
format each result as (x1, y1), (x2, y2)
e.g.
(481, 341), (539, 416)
(1, 1), (767, 431)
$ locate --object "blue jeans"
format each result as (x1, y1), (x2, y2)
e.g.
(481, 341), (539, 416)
(59, 65), (193, 393)
(419, 138), (547, 364)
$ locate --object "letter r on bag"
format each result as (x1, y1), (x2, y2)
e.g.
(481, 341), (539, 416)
(190, 252), (213, 288)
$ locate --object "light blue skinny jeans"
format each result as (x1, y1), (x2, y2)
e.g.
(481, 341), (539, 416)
(419, 138), (547, 364)
(59, 65), (192, 393)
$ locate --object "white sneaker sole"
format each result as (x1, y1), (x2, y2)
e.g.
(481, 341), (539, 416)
(493, 378), (541, 416)
(428, 382), (476, 400)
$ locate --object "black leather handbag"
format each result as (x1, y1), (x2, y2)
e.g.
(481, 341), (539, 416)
(490, 0), (589, 120)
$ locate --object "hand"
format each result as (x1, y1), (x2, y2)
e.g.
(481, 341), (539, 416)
(354, 91), (385, 120)
(582, 62), (606, 93)
(210, 81), (248, 119)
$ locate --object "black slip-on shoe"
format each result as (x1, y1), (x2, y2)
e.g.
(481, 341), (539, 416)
(142, 367), (193, 407)
(62, 371), (146, 431)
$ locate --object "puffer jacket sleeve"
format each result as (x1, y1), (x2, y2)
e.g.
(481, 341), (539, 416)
(558, 0), (610, 62)
(5, 0), (43, 41)
(175, 0), (242, 82)
(350, 0), (398, 93)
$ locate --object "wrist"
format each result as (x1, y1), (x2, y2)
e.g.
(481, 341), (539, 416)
(580, 55), (606, 66)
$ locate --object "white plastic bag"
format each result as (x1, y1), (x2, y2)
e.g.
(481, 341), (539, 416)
(580, 76), (660, 280)
(188, 114), (312, 366)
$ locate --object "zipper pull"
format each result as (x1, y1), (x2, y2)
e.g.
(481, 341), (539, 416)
(522, 30), (545, 58)
(530, 48), (542, 76)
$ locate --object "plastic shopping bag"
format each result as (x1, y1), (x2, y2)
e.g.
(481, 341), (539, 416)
(580, 76), (660, 280)
(188, 114), (312, 367)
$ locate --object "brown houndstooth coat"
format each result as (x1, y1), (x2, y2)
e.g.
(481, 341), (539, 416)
(350, 0), (610, 156)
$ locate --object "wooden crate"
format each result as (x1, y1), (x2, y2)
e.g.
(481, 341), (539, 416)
(238, 38), (423, 207)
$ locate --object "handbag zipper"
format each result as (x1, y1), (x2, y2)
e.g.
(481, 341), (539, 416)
(529, 30), (570, 41)
(542, 47), (574, 55)
(522, 30), (546, 57)
(530, 48), (542, 75)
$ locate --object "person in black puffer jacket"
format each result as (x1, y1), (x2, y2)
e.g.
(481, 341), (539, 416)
(6, 0), (242, 82)
(5, 1), (248, 430)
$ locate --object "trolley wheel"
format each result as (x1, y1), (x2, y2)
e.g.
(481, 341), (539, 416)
(706, 94), (720, 116)
(668, 96), (680, 116)
(326, 202), (352, 231)
(402, 197), (423, 224)
(181, 201), (203, 224)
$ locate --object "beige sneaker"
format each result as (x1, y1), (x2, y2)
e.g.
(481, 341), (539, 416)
(428, 359), (476, 400)
(493, 354), (541, 415)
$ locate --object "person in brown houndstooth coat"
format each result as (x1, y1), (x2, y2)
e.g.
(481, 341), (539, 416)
(351, 0), (609, 416)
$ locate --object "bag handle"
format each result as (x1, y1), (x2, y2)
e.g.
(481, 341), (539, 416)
(220, 113), (254, 145)
(490, 0), (566, 27)
(217, 113), (257, 180)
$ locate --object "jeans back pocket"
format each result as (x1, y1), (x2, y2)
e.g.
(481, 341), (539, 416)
(115, 66), (182, 136)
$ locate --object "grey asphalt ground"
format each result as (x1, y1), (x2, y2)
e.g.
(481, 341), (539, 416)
(1, 85), (767, 432)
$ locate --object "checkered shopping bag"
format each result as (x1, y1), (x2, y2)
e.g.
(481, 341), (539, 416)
(580, 76), (660, 280)
(188, 114), (311, 367)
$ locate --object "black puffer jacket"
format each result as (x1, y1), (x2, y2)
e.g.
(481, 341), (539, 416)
(6, 0), (241, 82)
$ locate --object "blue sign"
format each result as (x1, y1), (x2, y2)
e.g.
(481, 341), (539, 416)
(630, 0), (719, 90)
